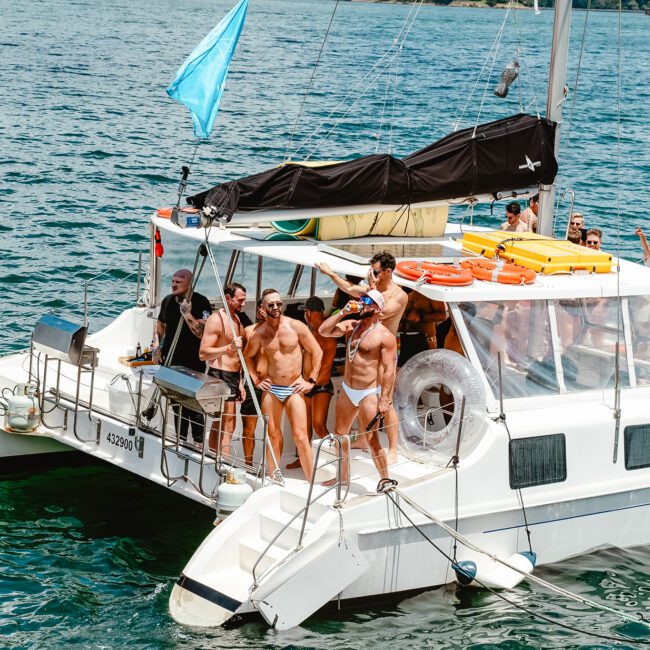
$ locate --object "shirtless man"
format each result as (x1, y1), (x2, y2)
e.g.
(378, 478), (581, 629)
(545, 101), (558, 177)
(403, 292), (447, 349)
(240, 299), (266, 465)
(243, 289), (323, 480)
(286, 296), (338, 470)
(317, 251), (407, 463)
(520, 193), (539, 233)
(199, 282), (247, 455)
(319, 290), (396, 485)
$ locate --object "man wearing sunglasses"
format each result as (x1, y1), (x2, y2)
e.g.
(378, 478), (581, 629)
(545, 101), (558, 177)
(500, 201), (528, 233)
(317, 251), (407, 464)
(585, 228), (602, 251)
(319, 290), (395, 487)
(318, 289), (397, 485)
(286, 296), (338, 471)
(243, 288), (323, 481)
(200, 282), (247, 455)
(569, 212), (586, 245)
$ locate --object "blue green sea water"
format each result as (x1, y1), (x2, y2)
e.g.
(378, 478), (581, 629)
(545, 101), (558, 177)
(2, 0), (650, 646)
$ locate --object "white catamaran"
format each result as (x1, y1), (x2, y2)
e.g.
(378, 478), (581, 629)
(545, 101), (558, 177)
(2, 0), (649, 636)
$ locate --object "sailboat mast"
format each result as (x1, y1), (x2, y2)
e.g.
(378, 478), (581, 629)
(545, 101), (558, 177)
(537, 0), (573, 237)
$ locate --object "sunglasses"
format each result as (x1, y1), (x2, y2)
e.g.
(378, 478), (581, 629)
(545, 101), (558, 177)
(586, 240), (599, 246)
(371, 268), (381, 277)
(570, 221), (582, 226)
(267, 301), (283, 308)
(360, 296), (375, 306)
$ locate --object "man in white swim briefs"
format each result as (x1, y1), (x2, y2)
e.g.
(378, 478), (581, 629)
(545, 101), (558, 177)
(243, 288), (323, 481)
(319, 289), (396, 486)
(317, 251), (407, 463)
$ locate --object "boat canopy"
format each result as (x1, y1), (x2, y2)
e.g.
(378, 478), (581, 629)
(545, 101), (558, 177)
(188, 113), (557, 222)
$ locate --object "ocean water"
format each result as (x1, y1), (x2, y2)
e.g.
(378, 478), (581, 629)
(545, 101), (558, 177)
(2, 0), (650, 646)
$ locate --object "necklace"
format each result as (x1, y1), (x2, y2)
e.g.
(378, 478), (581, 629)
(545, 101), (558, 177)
(347, 322), (376, 363)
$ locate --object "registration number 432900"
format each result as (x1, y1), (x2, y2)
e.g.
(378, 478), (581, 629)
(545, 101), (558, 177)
(106, 431), (134, 452)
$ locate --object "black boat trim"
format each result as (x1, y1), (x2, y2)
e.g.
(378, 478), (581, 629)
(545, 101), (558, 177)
(176, 574), (243, 612)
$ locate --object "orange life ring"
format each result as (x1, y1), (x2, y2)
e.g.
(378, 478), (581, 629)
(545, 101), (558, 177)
(395, 261), (474, 286)
(156, 206), (199, 219)
(460, 259), (537, 285)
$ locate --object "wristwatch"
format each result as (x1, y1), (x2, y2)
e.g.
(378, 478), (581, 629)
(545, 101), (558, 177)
(307, 377), (317, 385)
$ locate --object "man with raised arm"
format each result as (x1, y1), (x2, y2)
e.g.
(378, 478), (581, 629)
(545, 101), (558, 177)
(199, 282), (247, 455)
(317, 251), (407, 463)
(243, 289), (323, 481)
(155, 268), (212, 445)
(319, 289), (395, 487)
(286, 296), (338, 470)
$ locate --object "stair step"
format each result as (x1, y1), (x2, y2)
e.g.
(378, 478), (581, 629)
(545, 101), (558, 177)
(200, 565), (255, 603)
(314, 440), (428, 483)
(259, 509), (310, 550)
(239, 535), (288, 575)
(280, 489), (329, 520)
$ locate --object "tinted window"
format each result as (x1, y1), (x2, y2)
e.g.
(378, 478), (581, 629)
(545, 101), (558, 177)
(624, 424), (650, 470)
(509, 434), (567, 489)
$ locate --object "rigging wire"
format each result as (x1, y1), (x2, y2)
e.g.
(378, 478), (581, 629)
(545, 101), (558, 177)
(612, 0), (623, 462)
(384, 490), (650, 646)
(453, 2), (512, 132)
(387, 42), (402, 154)
(289, 0), (424, 160)
(474, 1), (513, 130)
(375, 41), (398, 154)
(284, 0), (341, 161)
(303, 0), (423, 160)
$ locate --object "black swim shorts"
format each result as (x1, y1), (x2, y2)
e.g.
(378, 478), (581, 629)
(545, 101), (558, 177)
(240, 381), (263, 416)
(207, 367), (241, 402)
(305, 380), (334, 398)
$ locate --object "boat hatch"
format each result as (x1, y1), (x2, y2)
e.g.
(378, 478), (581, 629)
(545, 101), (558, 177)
(317, 241), (476, 265)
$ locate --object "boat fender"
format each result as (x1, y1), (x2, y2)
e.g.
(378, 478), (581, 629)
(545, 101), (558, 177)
(453, 551), (537, 590)
(394, 349), (487, 460)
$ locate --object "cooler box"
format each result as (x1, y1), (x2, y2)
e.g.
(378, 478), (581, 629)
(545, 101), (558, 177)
(461, 230), (613, 274)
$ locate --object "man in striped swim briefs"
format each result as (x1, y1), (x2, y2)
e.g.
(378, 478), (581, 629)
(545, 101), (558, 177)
(243, 289), (323, 481)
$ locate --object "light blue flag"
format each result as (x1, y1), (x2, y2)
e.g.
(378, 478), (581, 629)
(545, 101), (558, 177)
(167, 0), (248, 139)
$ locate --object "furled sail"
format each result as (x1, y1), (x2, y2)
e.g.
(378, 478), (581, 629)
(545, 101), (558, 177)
(188, 113), (557, 222)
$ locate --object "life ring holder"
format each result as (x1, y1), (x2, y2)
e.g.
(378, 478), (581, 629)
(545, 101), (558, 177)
(460, 258), (537, 285)
(394, 349), (487, 462)
(395, 260), (474, 287)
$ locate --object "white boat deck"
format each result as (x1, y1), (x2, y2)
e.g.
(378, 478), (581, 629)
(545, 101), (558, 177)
(154, 215), (650, 302)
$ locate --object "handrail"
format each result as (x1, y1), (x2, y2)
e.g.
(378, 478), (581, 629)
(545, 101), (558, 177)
(250, 481), (338, 590)
(297, 433), (349, 547)
(250, 432), (350, 589)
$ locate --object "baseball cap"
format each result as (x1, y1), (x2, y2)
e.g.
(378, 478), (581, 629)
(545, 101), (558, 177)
(363, 289), (385, 312)
(299, 296), (325, 312)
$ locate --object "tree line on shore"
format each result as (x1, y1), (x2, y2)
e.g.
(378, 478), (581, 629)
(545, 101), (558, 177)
(388, 0), (649, 10)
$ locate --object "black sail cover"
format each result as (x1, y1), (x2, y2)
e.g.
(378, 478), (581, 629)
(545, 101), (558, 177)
(188, 113), (557, 221)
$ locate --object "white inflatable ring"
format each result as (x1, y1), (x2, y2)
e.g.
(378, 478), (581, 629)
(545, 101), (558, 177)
(394, 349), (486, 461)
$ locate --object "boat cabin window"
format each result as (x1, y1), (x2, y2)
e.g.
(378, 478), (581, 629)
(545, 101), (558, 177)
(157, 228), (334, 310)
(627, 295), (650, 386)
(459, 297), (636, 399)
(458, 300), (559, 398)
(553, 297), (629, 390)
(624, 424), (650, 470)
